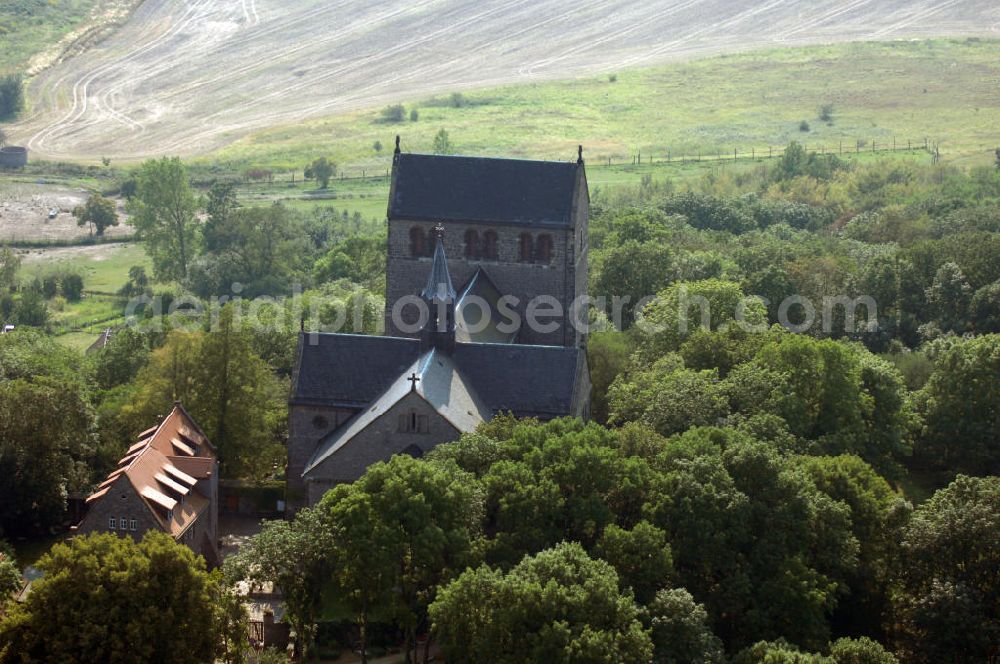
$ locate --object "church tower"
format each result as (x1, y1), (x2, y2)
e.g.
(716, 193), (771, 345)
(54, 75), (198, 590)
(384, 140), (589, 347)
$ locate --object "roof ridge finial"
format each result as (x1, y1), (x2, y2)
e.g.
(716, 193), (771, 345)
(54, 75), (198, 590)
(577, 144), (584, 164)
(433, 222), (445, 239)
(395, 135), (401, 155)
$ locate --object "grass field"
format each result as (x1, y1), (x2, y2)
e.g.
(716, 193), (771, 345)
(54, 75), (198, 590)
(213, 39), (1000, 173)
(19, 242), (150, 342)
(0, 0), (98, 73)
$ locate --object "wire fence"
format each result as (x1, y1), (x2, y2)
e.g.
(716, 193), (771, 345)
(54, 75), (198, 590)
(235, 137), (936, 187)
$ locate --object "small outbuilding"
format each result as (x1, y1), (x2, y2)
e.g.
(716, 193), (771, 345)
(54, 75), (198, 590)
(0, 146), (27, 169)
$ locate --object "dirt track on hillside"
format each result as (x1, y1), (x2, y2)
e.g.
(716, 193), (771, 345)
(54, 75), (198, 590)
(9, 0), (1000, 161)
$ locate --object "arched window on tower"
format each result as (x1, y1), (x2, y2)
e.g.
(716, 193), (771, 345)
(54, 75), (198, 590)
(518, 233), (534, 263)
(464, 229), (480, 260)
(536, 234), (553, 264)
(409, 226), (427, 257)
(482, 230), (498, 260)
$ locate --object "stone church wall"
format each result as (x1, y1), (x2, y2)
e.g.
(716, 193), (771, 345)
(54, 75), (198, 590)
(286, 403), (360, 510)
(385, 219), (577, 345)
(304, 392), (460, 505)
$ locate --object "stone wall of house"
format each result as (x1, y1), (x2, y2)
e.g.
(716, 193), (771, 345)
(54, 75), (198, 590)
(0, 146), (27, 169)
(77, 475), (161, 541)
(384, 218), (582, 346)
(304, 391), (460, 505)
(286, 402), (361, 511)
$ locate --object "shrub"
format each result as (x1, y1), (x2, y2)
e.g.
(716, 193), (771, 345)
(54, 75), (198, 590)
(800, 120), (811, 132)
(379, 104), (406, 123)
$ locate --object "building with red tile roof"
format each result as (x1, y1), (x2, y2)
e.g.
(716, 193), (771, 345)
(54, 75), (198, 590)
(76, 403), (219, 565)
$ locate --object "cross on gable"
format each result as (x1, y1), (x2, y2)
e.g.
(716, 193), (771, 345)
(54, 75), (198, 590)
(408, 372), (421, 391)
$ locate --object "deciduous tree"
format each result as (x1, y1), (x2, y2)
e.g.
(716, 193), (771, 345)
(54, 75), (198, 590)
(128, 157), (198, 281)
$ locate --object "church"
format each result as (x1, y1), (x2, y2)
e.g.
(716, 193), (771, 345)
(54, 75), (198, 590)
(286, 141), (592, 509)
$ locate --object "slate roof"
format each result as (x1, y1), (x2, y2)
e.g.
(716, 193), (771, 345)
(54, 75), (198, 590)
(304, 348), (492, 475)
(451, 342), (583, 417)
(389, 153), (581, 228)
(291, 334), (420, 407)
(456, 268), (519, 344)
(421, 234), (456, 303)
(292, 333), (583, 419)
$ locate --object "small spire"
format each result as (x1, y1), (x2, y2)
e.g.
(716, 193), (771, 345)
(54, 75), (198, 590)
(577, 144), (584, 164)
(421, 225), (455, 303)
(394, 135), (401, 155)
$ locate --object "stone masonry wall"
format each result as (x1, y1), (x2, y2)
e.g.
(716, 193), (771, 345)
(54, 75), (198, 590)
(305, 392), (460, 505)
(286, 403), (360, 510)
(384, 219), (578, 346)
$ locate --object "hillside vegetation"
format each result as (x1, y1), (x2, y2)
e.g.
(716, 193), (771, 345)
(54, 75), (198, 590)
(217, 39), (1000, 171)
(12, 0), (997, 160)
(0, 0), (98, 74)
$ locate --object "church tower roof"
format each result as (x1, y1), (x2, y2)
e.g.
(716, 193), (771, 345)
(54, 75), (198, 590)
(420, 224), (456, 303)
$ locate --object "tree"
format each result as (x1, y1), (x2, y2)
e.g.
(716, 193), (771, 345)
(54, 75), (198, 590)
(380, 104), (406, 123)
(373, 140), (383, 153)
(819, 104), (835, 123)
(73, 194), (119, 236)
(829, 637), (898, 664)
(320, 456), (483, 662)
(0, 546), (20, 601)
(925, 262), (972, 333)
(432, 129), (452, 155)
(646, 588), (724, 664)
(128, 157), (198, 281)
(0, 533), (223, 663)
(92, 326), (151, 390)
(587, 330), (631, 424)
(312, 235), (385, 291)
(0, 331), (96, 534)
(0, 249), (19, 292)
(0, 128), (6, 148)
(12, 288), (48, 327)
(225, 508), (332, 659)
(798, 456), (910, 638)
(60, 273), (84, 302)
(969, 280), (1000, 333)
(125, 307), (284, 477)
(430, 542), (653, 663)
(646, 429), (858, 650)
(916, 334), (1000, 473)
(593, 240), (676, 328)
(309, 157), (335, 189)
(595, 521), (673, 604)
(994, 147), (1000, 170)
(0, 75), (23, 120)
(409, 108), (419, 122)
(893, 475), (1000, 663)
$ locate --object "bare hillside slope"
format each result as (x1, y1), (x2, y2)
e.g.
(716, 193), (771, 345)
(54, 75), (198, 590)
(9, 0), (999, 160)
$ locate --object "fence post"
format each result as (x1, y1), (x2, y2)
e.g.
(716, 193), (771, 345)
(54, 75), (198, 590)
(769, 146), (772, 158)
(751, 148), (755, 159)
(734, 147), (737, 160)
(839, 141), (843, 154)
(872, 140), (876, 153)
(908, 140), (911, 151)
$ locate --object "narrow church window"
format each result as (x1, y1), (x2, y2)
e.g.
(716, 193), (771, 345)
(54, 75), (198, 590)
(130, 519), (137, 531)
(536, 234), (553, 264)
(109, 518), (116, 530)
(409, 226), (427, 257)
(120, 516), (127, 530)
(464, 229), (480, 259)
(482, 230), (498, 260)
(518, 233), (534, 263)
(398, 411), (430, 433)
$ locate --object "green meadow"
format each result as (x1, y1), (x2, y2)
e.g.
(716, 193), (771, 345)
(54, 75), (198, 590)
(0, 0), (99, 73)
(211, 39), (1000, 173)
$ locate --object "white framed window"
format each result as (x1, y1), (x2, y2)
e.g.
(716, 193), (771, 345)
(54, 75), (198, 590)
(109, 517), (117, 530)
(130, 519), (137, 531)
(120, 517), (127, 530)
